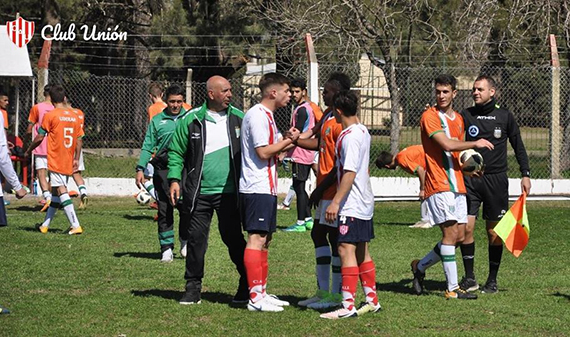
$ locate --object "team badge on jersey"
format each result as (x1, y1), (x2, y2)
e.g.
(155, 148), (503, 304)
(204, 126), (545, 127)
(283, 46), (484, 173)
(339, 224), (349, 235)
(325, 127), (331, 135)
(235, 126), (240, 138)
(494, 127), (502, 138)
(468, 125), (479, 137)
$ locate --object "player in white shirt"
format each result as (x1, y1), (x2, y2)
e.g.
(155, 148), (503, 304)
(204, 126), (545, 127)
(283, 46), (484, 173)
(240, 73), (300, 312)
(321, 91), (380, 319)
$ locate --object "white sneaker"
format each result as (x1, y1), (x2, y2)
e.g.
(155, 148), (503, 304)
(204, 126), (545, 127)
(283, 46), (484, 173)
(264, 294), (290, 306)
(307, 293), (342, 310)
(161, 248), (174, 263)
(319, 307), (357, 319)
(180, 240), (187, 258)
(409, 221), (432, 228)
(298, 290), (329, 307)
(247, 297), (284, 312)
(356, 301), (382, 316)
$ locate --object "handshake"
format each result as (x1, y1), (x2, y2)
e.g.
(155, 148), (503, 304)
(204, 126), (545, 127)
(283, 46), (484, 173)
(283, 127), (301, 143)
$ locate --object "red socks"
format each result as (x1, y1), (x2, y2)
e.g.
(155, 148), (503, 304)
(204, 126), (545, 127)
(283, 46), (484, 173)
(359, 260), (378, 305)
(341, 266), (359, 311)
(244, 249), (264, 302)
(261, 250), (268, 296)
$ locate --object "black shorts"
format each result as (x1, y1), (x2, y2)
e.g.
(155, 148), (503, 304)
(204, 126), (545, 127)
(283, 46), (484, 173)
(465, 172), (509, 221)
(240, 193), (277, 233)
(337, 216), (375, 243)
(292, 163), (311, 182)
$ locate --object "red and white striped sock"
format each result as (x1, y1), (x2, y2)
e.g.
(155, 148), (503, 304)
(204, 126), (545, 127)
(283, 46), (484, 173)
(244, 249), (264, 303)
(341, 266), (359, 311)
(359, 260), (378, 305)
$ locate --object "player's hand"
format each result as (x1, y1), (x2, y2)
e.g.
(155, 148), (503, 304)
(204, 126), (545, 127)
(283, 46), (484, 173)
(418, 190), (425, 200)
(474, 138), (494, 150)
(521, 176), (531, 195)
(169, 181), (180, 206)
(287, 127), (300, 143)
(325, 201), (339, 223)
(278, 152), (287, 163)
(309, 187), (324, 209)
(24, 150), (31, 158)
(72, 159), (79, 172)
(135, 170), (145, 189)
(15, 187), (27, 199)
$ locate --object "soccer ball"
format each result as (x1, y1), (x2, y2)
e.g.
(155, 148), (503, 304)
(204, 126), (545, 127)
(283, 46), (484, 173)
(459, 149), (484, 176)
(136, 190), (152, 205)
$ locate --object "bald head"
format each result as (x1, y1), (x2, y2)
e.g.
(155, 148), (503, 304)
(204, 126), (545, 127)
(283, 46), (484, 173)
(206, 75), (232, 112)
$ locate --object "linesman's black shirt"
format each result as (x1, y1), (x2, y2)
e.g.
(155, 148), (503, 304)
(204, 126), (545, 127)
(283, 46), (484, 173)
(461, 98), (530, 177)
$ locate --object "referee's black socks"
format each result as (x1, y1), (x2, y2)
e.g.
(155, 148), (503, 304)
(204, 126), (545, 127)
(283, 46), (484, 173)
(460, 242), (476, 279)
(488, 244), (503, 281)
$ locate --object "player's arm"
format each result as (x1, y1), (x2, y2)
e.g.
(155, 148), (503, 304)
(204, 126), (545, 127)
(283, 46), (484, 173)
(507, 112), (531, 194)
(416, 166), (426, 200)
(73, 136), (83, 172)
(309, 167), (337, 208)
(168, 114), (192, 205)
(431, 132), (493, 151)
(256, 135), (298, 160)
(135, 122), (157, 188)
(325, 170), (356, 223)
(25, 131), (45, 156)
(0, 141), (25, 198)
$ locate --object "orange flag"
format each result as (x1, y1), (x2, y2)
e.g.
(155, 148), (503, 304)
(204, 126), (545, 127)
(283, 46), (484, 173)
(493, 193), (529, 257)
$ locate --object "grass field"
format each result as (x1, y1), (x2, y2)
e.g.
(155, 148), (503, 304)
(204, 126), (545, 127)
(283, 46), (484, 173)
(1, 197), (569, 336)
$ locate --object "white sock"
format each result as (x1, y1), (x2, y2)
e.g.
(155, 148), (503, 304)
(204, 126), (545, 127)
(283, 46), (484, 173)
(418, 242), (442, 273)
(440, 244), (459, 291)
(42, 190), (52, 201)
(42, 196), (60, 227)
(78, 185), (87, 196)
(143, 180), (157, 200)
(331, 255), (342, 294)
(315, 246), (331, 292)
(60, 193), (80, 229)
(283, 185), (295, 206)
(420, 200), (429, 222)
(297, 220), (304, 225)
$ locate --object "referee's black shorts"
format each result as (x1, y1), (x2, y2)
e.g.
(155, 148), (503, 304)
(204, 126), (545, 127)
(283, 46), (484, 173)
(465, 172), (509, 221)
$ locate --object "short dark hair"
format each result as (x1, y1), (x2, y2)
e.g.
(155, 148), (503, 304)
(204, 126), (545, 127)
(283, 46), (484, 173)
(290, 78), (306, 90)
(327, 72), (351, 91)
(475, 74), (496, 89)
(434, 74), (457, 91)
(259, 73), (290, 94)
(148, 83), (163, 97)
(49, 85), (66, 104)
(164, 84), (184, 99)
(0, 92), (7, 98)
(375, 151), (395, 169)
(43, 85), (51, 97)
(333, 90), (358, 117)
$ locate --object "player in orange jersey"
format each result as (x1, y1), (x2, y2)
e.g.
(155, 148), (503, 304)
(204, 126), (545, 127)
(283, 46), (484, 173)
(26, 85), (84, 235)
(410, 74), (493, 299)
(65, 99), (89, 209)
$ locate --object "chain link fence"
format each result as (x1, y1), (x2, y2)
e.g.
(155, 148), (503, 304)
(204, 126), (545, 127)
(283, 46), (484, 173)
(1, 65), (568, 181)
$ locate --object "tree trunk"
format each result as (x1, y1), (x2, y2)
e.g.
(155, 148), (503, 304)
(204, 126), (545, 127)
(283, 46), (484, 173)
(386, 63), (401, 155)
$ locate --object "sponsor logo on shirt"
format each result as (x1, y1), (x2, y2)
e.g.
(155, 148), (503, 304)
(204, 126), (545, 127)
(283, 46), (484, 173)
(191, 132), (201, 139)
(494, 127), (502, 138)
(59, 116), (77, 122)
(477, 115), (496, 120)
(160, 120), (167, 125)
(468, 125), (479, 137)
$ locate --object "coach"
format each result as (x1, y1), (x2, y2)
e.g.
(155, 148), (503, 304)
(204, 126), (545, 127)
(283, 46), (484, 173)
(168, 75), (248, 305)
(459, 75), (531, 294)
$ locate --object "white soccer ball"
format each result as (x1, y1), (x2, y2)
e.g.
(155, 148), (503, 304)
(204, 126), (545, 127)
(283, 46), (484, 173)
(136, 190), (152, 205)
(459, 149), (484, 176)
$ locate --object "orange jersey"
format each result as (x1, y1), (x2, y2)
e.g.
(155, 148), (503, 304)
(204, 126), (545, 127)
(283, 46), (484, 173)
(1, 109), (7, 129)
(40, 108), (85, 175)
(71, 108), (85, 132)
(318, 110), (343, 200)
(420, 107), (466, 198)
(183, 102), (192, 111)
(148, 102), (167, 121)
(310, 101), (323, 123)
(396, 145), (426, 175)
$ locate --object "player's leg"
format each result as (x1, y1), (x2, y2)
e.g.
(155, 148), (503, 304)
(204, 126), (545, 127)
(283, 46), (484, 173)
(278, 185), (294, 210)
(55, 175), (82, 235)
(354, 220), (381, 316)
(215, 193), (248, 303)
(180, 194), (214, 305)
(153, 169), (174, 262)
(36, 156), (52, 211)
(299, 219), (331, 307)
(0, 194), (7, 227)
(459, 175), (482, 291)
(36, 185), (60, 233)
(143, 163), (157, 200)
(74, 150), (88, 209)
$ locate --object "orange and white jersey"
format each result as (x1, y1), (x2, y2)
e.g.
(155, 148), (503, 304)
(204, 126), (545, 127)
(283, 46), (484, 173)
(148, 101), (167, 121)
(40, 108), (84, 176)
(420, 106), (466, 198)
(318, 109), (343, 200)
(71, 108), (85, 132)
(396, 145), (426, 175)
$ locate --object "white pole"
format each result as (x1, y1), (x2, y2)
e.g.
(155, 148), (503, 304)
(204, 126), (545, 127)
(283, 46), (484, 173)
(15, 80), (20, 137)
(549, 34), (561, 179)
(186, 68), (193, 105)
(304, 33), (319, 105)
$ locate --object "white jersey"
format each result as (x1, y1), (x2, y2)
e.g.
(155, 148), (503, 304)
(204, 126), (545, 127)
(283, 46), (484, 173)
(336, 123), (374, 220)
(239, 103), (281, 195)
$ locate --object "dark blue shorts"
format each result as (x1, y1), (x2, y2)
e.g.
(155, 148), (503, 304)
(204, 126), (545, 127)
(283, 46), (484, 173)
(240, 193), (277, 233)
(337, 216), (374, 243)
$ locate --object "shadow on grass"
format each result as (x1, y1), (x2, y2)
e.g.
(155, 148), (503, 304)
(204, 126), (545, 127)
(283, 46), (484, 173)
(123, 214), (154, 221)
(378, 278), (447, 295)
(132, 289), (183, 301)
(18, 226), (64, 233)
(552, 292), (570, 301)
(114, 252), (161, 259)
(11, 205), (41, 212)
(379, 222), (418, 227)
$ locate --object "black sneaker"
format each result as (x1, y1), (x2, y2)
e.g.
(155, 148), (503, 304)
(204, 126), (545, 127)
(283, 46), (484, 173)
(459, 276), (479, 292)
(481, 280), (498, 294)
(231, 285), (249, 305)
(410, 259), (425, 295)
(445, 288), (478, 300)
(180, 291), (201, 305)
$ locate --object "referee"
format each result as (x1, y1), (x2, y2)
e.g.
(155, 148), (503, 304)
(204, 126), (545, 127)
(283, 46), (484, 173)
(459, 75), (531, 294)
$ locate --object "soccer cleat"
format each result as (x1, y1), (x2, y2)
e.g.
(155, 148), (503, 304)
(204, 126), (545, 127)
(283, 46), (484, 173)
(481, 280), (498, 294)
(411, 259), (425, 295)
(0, 305), (10, 315)
(409, 220), (432, 228)
(277, 203), (290, 211)
(3, 199), (9, 206)
(356, 301), (382, 316)
(78, 195), (89, 209)
(161, 248), (173, 263)
(282, 223), (307, 232)
(298, 289), (329, 307)
(179, 291), (201, 305)
(247, 297), (284, 312)
(180, 239), (188, 258)
(459, 276), (479, 292)
(68, 190), (79, 198)
(264, 294), (290, 306)
(40, 199), (51, 212)
(68, 226), (83, 235)
(445, 288), (478, 300)
(304, 219), (314, 230)
(231, 285), (250, 305)
(319, 307), (357, 319)
(307, 293), (343, 310)
(35, 223), (49, 234)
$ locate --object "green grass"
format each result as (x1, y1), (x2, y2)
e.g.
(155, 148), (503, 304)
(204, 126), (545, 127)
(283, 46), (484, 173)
(1, 197), (569, 336)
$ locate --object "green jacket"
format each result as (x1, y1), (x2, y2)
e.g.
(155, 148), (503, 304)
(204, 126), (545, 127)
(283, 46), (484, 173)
(136, 107), (189, 171)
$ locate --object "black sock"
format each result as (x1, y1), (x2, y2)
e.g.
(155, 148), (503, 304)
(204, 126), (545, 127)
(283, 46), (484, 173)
(460, 242), (476, 279)
(488, 244), (503, 282)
